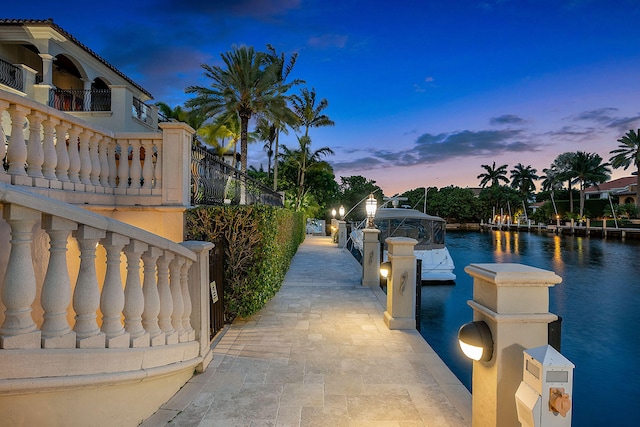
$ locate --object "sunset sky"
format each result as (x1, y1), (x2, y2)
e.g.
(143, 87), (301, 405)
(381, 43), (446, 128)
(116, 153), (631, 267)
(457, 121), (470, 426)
(5, 0), (640, 195)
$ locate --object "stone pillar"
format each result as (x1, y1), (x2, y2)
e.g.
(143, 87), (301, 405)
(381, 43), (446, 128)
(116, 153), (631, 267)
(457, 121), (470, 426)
(67, 126), (81, 184)
(157, 252), (177, 344)
(142, 247), (164, 346)
(337, 220), (347, 248)
(464, 263), (561, 427)
(159, 122), (194, 206)
(181, 241), (215, 372)
(100, 232), (130, 348)
(123, 240), (150, 347)
(383, 237), (417, 330)
(170, 257), (186, 339)
(361, 228), (381, 287)
(39, 53), (54, 86)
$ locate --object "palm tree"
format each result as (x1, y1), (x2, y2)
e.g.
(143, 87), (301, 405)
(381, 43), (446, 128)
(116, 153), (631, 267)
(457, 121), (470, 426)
(254, 118), (277, 181)
(610, 129), (640, 208)
(568, 151), (611, 218)
(263, 44), (302, 191)
(281, 135), (334, 210)
(197, 114), (246, 163)
(155, 102), (206, 143)
(185, 45), (294, 174)
(289, 87), (335, 205)
(549, 152), (578, 213)
(477, 162), (510, 188)
(510, 163), (539, 211)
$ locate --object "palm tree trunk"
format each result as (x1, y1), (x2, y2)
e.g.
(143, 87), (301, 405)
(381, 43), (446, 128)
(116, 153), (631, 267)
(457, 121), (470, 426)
(568, 179), (574, 213)
(273, 132), (279, 191)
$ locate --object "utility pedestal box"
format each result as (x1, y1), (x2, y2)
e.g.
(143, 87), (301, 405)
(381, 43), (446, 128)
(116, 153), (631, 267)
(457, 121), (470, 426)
(515, 345), (575, 427)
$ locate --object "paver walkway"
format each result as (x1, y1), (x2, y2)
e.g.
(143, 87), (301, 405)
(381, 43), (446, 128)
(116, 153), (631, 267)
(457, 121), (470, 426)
(141, 235), (471, 426)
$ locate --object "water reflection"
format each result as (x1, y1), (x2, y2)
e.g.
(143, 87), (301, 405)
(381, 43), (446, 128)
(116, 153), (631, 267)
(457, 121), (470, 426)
(420, 230), (640, 427)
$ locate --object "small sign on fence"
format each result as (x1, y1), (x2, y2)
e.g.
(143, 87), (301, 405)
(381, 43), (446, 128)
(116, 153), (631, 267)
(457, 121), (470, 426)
(210, 281), (219, 303)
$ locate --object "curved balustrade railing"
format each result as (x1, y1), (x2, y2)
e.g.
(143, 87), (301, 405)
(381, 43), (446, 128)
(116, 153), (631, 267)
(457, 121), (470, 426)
(0, 182), (201, 352)
(1, 89), (163, 201)
(191, 144), (283, 207)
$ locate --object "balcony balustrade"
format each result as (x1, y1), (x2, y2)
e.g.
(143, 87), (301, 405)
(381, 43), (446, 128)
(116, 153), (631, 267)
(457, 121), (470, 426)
(49, 88), (111, 112)
(0, 58), (23, 92)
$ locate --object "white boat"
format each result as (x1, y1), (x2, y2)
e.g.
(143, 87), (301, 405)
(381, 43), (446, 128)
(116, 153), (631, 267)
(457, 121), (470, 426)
(351, 207), (456, 282)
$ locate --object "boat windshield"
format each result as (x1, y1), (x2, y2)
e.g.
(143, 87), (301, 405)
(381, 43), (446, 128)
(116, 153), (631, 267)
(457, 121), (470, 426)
(375, 217), (446, 250)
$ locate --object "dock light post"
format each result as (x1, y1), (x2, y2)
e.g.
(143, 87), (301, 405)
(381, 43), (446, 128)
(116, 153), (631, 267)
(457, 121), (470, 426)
(339, 205), (345, 219)
(331, 208), (336, 218)
(365, 194), (377, 228)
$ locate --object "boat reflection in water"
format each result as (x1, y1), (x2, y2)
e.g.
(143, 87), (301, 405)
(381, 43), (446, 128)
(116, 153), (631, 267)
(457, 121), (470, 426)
(352, 207), (456, 282)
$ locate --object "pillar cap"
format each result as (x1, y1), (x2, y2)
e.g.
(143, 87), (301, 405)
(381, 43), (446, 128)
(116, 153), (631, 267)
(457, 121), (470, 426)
(464, 263), (562, 287)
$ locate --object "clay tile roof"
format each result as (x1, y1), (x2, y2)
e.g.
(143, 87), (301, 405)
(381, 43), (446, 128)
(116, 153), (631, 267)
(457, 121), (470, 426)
(584, 176), (636, 193)
(0, 18), (153, 99)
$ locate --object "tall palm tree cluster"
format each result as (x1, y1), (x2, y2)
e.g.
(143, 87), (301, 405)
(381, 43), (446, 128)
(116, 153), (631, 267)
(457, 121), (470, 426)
(477, 129), (640, 222)
(173, 44), (334, 212)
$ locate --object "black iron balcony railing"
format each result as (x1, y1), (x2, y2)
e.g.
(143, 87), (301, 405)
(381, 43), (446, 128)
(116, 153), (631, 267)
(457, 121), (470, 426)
(0, 57), (23, 92)
(191, 145), (283, 207)
(49, 88), (111, 112)
(133, 96), (153, 125)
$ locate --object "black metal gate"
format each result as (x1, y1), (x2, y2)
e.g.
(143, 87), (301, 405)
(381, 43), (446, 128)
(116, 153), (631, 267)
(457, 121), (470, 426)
(209, 238), (226, 339)
(415, 259), (422, 332)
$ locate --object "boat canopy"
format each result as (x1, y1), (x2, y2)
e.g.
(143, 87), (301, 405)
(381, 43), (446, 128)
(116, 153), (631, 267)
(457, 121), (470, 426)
(374, 208), (446, 250)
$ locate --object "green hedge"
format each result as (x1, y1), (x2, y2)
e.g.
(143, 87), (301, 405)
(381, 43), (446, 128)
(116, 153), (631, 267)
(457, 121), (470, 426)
(186, 205), (305, 320)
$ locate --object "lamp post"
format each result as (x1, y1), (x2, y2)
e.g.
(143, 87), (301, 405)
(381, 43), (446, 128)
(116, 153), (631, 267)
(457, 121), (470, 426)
(365, 194), (377, 228)
(338, 205), (345, 220)
(331, 208), (336, 219)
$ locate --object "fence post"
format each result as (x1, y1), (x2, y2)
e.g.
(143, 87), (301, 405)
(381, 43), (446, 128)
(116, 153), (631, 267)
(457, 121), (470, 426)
(463, 263), (561, 427)
(383, 237), (417, 330)
(159, 122), (194, 206)
(361, 228), (381, 287)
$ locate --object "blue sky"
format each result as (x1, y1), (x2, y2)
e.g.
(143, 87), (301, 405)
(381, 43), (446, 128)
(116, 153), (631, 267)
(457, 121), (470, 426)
(5, 0), (640, 194)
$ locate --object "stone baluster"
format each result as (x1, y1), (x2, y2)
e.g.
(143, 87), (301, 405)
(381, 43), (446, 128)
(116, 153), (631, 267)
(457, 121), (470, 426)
(98, 136), (110, 188)
(0, 100), (8, 164)
(41, 117), (59, 181)
(141, 139), (155, 189)
(153, 139), (162, 190)
(73, 225), (106, 348)
(66, 126), (81, 184)
(54, 121), (70, 182)
(157, 252), (177, 344)
(41, 215), (77, 348)
(170, 256), (185, 339)
(117, 140), (130, 189)
(100, 232), (130, 348)
(6, 104), (29, 177)
(142, 247), (164, 346)
(78, 130), (92, 185)
(180, 259), (195, 341)
(90, 134), (101, 186)
(129, 139), (142, 189)
(107, 139), (118, 188)
(26, 111), (45, 179)
(123, 240), (150, 347)
(0, 205), (41, 349)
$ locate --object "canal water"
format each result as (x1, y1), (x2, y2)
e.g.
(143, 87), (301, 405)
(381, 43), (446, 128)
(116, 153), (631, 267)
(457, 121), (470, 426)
(420, 229), (640, 427)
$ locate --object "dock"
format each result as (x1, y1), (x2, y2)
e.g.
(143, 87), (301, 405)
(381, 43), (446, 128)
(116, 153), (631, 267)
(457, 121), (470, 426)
(141, 235), (471, 426)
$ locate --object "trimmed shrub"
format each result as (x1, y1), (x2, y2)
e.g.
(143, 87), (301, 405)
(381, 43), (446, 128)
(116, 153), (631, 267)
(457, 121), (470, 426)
(186, 205), (304, 320)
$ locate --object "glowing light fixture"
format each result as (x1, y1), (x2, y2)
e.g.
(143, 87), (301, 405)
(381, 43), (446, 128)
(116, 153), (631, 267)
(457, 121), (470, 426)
(458, 321), (493, 362)
(331, 208), (336, 218)
(365, 194), (377, 228)
(339, 205), (345, 219)
(380, 261), (391, 279)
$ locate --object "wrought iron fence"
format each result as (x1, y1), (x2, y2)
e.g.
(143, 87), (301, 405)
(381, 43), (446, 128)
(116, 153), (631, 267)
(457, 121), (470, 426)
(191, 144), (283, 207)
(0, 58), (23, 92)
(132, 96), (153, 125)
(49, 88), (111, 111)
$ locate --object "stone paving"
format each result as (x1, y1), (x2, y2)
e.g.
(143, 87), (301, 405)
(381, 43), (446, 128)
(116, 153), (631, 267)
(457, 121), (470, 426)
(141, 235), (471, 426)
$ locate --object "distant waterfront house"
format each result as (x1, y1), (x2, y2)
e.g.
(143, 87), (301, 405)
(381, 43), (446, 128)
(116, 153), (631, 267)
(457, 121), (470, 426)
(584, 176), (637, 205)
(0, 18), (158, 132)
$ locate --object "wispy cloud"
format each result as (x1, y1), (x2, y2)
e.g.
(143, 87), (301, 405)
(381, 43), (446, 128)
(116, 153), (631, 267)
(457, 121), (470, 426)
(490, 114), (527, 126)
(332, 128), (544, 172)
(307, 34), (348, 49)
(567, 108), (640, 133)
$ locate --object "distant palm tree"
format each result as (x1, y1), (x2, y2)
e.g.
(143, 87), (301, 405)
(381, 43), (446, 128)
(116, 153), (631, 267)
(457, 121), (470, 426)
(510, 163), (539, 210)
(186, 45), (295, 173)
(568, 151), (611, 218)
(254, 118), (277, 181)
(610, 129), (640, 208)
(281, 135), (334, 210)
(290, 87), (335, 138)
(155, 102), (206, 143)
(263, 44), (301, 191)
(477, 162), (510, 188)
(546, 152), (578, 212)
